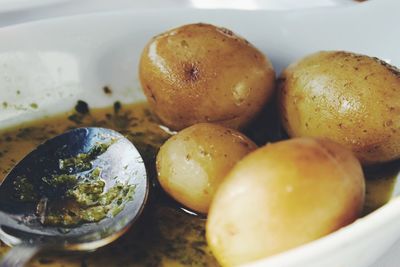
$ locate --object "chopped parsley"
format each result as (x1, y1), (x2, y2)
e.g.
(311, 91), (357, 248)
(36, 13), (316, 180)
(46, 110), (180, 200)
(13, 141), (136, 227)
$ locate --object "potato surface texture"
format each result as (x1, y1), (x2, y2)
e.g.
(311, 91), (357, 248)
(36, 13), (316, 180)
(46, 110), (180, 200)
(156, 123), (257, 214)
(206, 138), (365, 266)
(279, 51), (400, 165)
(140, 23), (276, 130)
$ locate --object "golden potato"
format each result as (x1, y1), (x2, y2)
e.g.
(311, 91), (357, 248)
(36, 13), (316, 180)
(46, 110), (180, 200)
(206, 138), (365, 266)
(279, 51), (400, 165)
(139, 23), (276, 130)
(156, 123), (257, 214)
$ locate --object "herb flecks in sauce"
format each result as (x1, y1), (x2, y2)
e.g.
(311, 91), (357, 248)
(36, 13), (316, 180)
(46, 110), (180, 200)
(30, 103), (38, 109)
(66, 100), (90, 125)
(13, 175), (38, 202)
(75, 100), (90, 114)
(59, 142), (112, 173)
(103, 86), (112, 95)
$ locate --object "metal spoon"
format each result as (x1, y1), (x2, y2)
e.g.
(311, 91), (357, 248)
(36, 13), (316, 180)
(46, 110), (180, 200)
(0, 127), (148, 267)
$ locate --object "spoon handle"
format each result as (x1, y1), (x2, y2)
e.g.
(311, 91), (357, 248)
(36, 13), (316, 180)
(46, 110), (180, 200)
(0, 243), (42, 267)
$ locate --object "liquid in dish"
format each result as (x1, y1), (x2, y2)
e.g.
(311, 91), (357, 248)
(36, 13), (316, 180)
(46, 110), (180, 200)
(0, 101), (396, 267)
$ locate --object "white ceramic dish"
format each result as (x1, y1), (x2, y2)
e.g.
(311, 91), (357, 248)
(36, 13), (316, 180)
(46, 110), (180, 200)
(189, 0), (359, 10)
(0, 0), (70, 13)
(0, 0), (399, 266)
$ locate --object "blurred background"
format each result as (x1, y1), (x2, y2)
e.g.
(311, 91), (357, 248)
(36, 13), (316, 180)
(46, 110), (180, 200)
(0, 0), (366, 26)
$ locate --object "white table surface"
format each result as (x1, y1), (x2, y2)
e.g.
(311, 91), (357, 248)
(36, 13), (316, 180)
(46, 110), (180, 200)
(0, 1), (397, 266)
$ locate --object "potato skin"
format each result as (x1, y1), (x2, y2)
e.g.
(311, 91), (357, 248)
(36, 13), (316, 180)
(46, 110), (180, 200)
(139, 23), (276, 130)
(279, 51), (400, 165)
(206, 138), (365, 266)
(156, 123), (256, 214)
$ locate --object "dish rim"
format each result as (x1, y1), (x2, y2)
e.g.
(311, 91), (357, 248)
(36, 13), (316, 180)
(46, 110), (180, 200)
(0, 1), (399, 265)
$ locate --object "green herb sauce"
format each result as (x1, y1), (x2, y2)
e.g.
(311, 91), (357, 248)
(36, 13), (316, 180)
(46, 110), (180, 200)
(13, 142), (136, 227)
(13, 175), (38, 202)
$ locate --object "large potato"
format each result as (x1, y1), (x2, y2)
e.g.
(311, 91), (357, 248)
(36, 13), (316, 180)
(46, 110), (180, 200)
(156, 123), (257, 214)
(139, 23), (276, 130)
(206, 138), (365, 266)
(279, 51), (400, 165)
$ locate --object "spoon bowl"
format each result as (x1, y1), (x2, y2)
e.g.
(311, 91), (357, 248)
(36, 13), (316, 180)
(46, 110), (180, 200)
(0, 127), (148, 265)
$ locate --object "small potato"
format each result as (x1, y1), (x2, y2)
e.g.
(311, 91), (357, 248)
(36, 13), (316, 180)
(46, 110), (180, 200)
(156, 123), (257, 214)
(206, 138), (365, 266)
(139, 23), (276, 130)
(279, 51), (400, 165)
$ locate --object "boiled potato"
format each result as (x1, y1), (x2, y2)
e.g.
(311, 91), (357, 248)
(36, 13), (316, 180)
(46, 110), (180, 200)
(206, 138), (365, 266)
(156, 123), (257, 214)
(279, 51), (400, 165)
(139, 23), (276, 130)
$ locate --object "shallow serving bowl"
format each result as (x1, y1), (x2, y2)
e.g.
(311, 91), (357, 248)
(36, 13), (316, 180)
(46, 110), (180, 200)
(0, 0), (399, 266)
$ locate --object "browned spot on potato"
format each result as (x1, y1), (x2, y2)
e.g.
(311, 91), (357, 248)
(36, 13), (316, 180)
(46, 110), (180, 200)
(196, 23), (207, 27)
(146, 85), (157, 102)
(204, 114), (242, 124)
(180, 40), (189, 47)
(384, 120), (393, 127)
(200, 149), (210, 157)
(218, 27), (234, 37)
(357, 140), (382, 152)
(226, 223), (238, 236)
(372, 56), (400, 78)
(183, 62), (200, 82)
(344, 82), (352, 87)
(239, 140), (251, 148)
